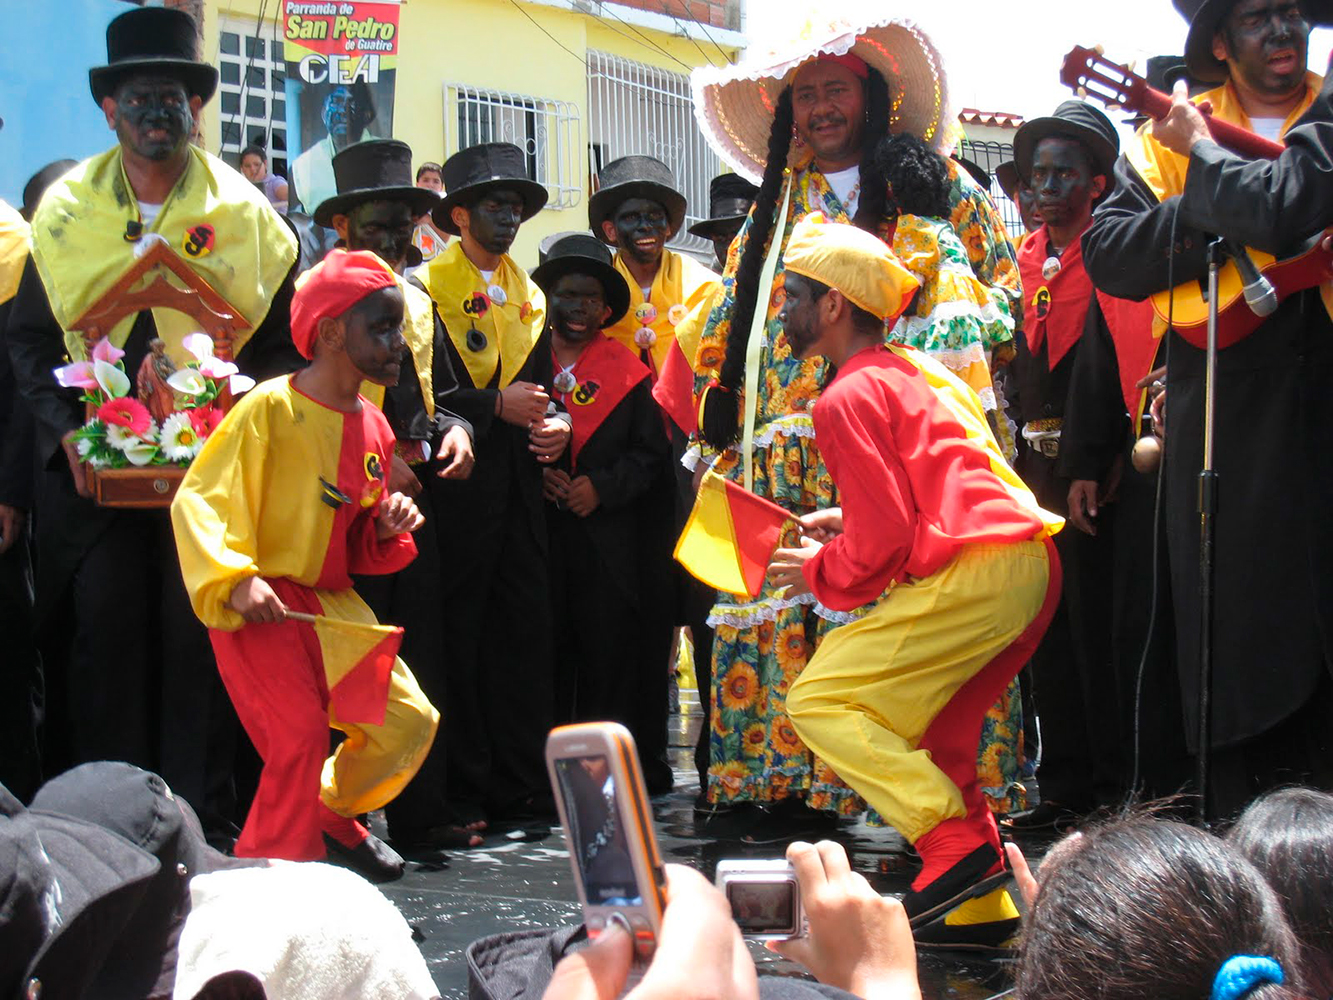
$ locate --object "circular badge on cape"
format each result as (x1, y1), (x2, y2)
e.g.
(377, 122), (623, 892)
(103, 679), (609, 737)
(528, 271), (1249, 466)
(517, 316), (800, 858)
(1033, 286), (1052, 320)
(572, 380), (601, 406)
(466, 327), (488, 353)
(634, 327), (657, 350)
(553, 370), (577, 394)
(667, 304), (688, 327)
(487, 283), (508, 306)
(463, 293), (490, 319)
(1042, 256), (1062, 281)
(182, 224), (216, 258)
(519, 301), (534, 322)
(634, 302), (658, 325)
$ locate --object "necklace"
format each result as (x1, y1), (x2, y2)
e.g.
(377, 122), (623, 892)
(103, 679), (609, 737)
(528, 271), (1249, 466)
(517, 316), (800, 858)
(552, 349), (581, 395)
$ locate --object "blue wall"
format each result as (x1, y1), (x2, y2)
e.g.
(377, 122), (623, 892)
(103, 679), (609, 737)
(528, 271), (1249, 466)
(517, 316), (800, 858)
(1, 0), (137, 206)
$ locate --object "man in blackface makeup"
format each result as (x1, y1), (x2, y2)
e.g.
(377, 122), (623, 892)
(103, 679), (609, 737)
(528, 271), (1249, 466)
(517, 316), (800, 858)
(1083, 0), (1333, 820)
(289, 82), (376, 215)
(418, 142), (570, 827)
(5, 6), (301, 843)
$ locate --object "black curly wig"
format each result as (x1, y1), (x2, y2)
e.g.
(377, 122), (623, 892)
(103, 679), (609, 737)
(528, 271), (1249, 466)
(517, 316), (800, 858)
(874, 132), (950, 221)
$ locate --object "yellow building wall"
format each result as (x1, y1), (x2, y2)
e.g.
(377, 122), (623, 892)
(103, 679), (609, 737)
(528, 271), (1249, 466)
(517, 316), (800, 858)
(202, 0), (736, 268)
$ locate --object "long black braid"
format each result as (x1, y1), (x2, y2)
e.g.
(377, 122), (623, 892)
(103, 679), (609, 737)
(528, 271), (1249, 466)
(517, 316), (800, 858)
(850, 68), (891, 234)
(700, 86), (793, 451)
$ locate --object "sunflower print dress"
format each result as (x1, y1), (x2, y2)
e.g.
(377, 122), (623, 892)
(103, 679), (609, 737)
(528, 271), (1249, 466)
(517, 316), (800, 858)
(689, 152), (1029, 816)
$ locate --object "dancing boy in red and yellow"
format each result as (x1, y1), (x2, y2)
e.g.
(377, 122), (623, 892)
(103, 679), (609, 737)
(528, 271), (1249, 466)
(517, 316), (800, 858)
(171, 250), (438, 879)
(766, 216), (1062, 948)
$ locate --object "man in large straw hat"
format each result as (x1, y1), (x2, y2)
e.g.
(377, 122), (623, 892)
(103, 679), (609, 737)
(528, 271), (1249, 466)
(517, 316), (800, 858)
(1083, 0), (1333, 819)
(684, 14), (1023, 830)
(7, 5), (300, 843)
(766, 214), (1060, 947)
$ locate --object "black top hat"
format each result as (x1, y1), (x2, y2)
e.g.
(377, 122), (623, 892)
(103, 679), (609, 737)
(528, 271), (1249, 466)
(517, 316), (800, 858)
(89, 6), (218, 106)
(0, 781), (161, 1000)
(688, 173), (758, 240)
(537, 230), (593, 265)
(434, 142), (548, 236)
(952, 155), (992, 191)
(30, 762), (258, 1000)
(1175, 0), (1240, 84)
(531, 233), (631, 327)
(312, 139), (440, 228)
(21, 159), (78, 221)
(589, 155), (688, 245)
(1014, 100), (1120, 190)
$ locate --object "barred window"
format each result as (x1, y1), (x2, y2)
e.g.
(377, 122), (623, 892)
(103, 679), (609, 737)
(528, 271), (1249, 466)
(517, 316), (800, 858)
(218, 18), (288, 177)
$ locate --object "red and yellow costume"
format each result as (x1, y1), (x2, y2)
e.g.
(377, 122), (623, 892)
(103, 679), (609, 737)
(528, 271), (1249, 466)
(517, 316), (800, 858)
(171, 253), (438, 860)
(776, 219), (1061, 915)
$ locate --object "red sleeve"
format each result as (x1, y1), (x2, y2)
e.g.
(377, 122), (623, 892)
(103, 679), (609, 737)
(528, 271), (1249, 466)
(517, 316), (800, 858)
(347, 406), (419, 577)
(803, 375), (916, 611)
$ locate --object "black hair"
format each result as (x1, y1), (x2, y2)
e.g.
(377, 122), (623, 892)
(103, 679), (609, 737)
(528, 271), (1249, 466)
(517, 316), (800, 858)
(1227, 787), (1333, 998)
(1017, 815), (1304, 1000)
(416, 162), (442, 181)
(874, 132), (950, 219)
(240, 145), (266, 163)
(700, 68), (890, 451)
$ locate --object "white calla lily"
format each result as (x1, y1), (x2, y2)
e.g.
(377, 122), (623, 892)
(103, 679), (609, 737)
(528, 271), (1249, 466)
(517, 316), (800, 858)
(123, 440), (158, 466)
(167, 368), (208, 396)
(228, 374), (256, 394)
(94, 359), (131, 399)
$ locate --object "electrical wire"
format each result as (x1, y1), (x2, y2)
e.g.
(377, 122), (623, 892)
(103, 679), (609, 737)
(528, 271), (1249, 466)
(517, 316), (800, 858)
(223, 0), (271, 151)
(655, 0), (718, 68)
(660, 0), (734, 66)
(597, 2), (694, 71)
(508, 0), (588, 68)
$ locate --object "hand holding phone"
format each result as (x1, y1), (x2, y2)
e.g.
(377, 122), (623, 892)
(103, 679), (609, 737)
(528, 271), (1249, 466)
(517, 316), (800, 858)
(547, 723), (666, 964)
(714, 859), (807, 941)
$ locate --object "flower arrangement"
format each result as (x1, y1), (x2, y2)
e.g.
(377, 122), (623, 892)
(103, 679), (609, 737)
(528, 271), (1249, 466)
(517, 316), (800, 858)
(55, 333), (253, 470)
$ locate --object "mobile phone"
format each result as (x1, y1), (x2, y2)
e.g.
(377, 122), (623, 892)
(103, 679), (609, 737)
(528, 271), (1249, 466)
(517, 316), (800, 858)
(715, 859), (807, 941)
(546, 722), (666, 962)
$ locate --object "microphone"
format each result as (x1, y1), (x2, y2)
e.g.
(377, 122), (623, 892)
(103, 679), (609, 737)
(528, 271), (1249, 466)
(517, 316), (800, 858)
(1227, 241), (1278, 317)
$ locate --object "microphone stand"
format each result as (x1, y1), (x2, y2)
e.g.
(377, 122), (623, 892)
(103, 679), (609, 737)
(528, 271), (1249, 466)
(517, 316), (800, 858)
(1196, 238), (1223, 825)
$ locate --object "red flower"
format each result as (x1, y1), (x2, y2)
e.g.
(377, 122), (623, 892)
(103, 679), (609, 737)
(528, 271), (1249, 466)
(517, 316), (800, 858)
(96, 397), (152, 436)
(188, 405), (223, 438)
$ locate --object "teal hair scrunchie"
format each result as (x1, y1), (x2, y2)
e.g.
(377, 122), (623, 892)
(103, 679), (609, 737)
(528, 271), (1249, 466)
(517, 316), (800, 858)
(1211, 955), (1285, 1000)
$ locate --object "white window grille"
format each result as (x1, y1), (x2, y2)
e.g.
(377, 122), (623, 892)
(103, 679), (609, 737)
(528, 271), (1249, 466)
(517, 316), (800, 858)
(957, 138), (1022, 239)
(587, 50), (724, 257)
(443, 83), (582, 211)
(218, 16), (288, 177)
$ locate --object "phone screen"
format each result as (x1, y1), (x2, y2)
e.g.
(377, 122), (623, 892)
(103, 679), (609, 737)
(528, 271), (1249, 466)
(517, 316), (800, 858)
(554, 754), (643, 906)
(726, 881), (795, 932)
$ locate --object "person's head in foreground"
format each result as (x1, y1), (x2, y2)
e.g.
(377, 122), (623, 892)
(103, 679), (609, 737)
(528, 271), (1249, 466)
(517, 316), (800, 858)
(1018, 814), (1306, 1000)
(1227, 787), (1333, 998)
(777, 214), (919, 366)
(531, 233), (631, 346)
(291, 248), (406, 389)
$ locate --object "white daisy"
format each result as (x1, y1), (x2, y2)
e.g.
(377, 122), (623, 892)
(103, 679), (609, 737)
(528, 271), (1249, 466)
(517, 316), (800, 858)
(160, 411), (202, 462)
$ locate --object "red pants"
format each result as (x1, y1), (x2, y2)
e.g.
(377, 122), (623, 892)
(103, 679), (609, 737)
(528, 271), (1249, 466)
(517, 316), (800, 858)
(211, 579), (438, 860)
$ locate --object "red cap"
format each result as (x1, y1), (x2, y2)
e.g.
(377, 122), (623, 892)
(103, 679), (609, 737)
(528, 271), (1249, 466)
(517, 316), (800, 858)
(815, 52), (868, 79)
(290, 249), (399, 360)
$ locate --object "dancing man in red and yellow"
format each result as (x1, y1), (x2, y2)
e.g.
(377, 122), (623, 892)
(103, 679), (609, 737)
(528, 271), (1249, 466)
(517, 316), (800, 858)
(766, 216), (1062, 949)
(171, 250), (438, 880)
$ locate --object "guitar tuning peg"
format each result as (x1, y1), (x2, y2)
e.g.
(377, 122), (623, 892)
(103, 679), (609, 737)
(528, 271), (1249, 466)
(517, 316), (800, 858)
(1093, 44), (1105, 56)
(1077, 86), (1089, 99)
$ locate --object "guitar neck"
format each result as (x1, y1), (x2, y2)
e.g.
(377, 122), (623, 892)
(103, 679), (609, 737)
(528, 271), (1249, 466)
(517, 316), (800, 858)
(1131, 87), (1285, 160)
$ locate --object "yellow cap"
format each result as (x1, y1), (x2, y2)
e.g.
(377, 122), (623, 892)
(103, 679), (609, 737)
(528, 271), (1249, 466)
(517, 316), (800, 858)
(782, 213), (919, 322)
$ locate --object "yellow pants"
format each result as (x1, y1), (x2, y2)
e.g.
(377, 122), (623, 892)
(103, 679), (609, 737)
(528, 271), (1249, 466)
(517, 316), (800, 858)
(787, 538), (1054, 843)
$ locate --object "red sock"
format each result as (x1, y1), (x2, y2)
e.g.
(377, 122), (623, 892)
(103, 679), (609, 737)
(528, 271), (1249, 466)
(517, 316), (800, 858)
(318, 803), (369, 849)
(910, 816), (1000, 891)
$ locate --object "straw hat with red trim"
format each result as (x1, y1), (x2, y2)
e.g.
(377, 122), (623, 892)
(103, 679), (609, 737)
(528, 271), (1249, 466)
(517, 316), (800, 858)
(690, 14), (958, 185)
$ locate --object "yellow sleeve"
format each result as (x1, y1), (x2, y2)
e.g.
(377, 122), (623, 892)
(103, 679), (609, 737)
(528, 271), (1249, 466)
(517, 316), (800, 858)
(170, 390), (272, 631)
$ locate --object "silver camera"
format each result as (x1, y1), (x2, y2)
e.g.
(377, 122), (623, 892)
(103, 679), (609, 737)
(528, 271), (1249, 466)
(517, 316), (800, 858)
(714, 859), (807, 941)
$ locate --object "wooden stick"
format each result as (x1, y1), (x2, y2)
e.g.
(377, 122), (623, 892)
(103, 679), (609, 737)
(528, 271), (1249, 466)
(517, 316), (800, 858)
(284, 610), (319, 624)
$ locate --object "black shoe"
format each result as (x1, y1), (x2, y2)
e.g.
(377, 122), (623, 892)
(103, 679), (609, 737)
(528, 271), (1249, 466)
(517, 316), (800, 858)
(389, 823), (484, 851)
(902, 843), (1009, 928)
(913, 888), (1021, 955)
(323, 832), (405, 883)
(1001, 799), (1081, 833)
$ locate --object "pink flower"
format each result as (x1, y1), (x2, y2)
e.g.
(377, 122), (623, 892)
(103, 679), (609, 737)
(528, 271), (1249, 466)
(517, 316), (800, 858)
(97, 397), (153, 436)
(54, 361), (98, 389)
(187, 405), (223, 438)
(92, 340), (125, 365)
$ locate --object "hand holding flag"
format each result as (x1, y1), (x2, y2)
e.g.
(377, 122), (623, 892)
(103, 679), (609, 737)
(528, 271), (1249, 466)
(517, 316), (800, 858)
(674, 472), (793, 598)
